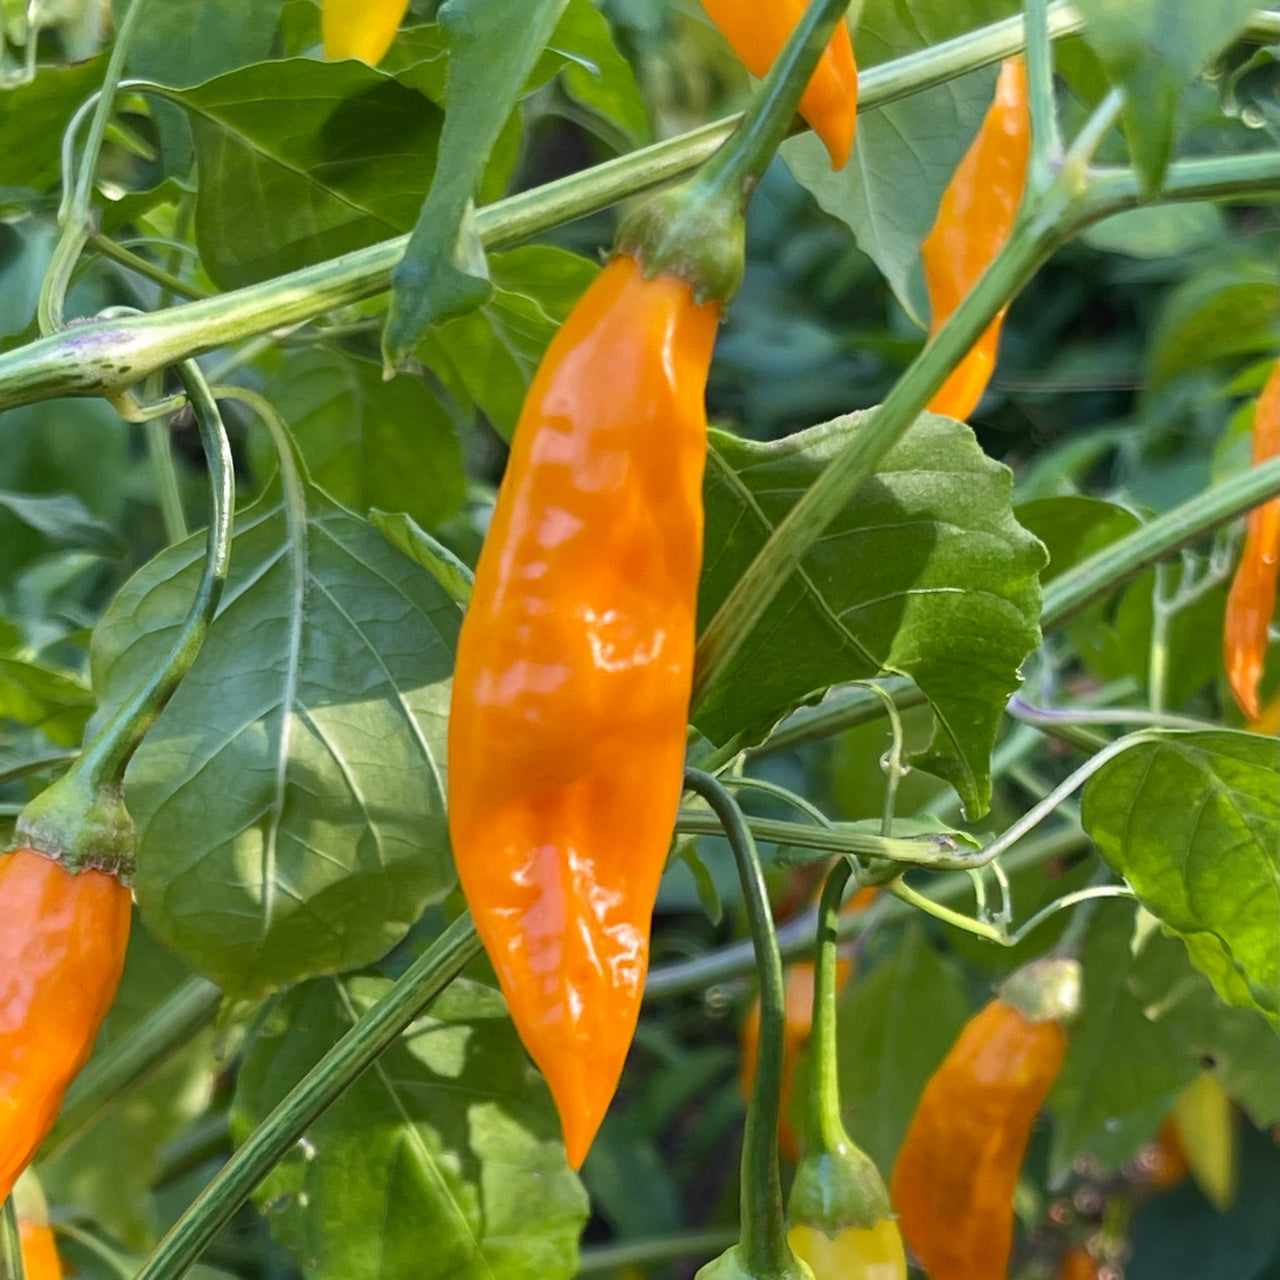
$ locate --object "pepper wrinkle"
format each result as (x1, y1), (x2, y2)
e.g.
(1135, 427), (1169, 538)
(449, 253), (719, 1168)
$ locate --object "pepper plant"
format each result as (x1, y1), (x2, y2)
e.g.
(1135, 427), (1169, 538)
(0, 1), (1277, 1279)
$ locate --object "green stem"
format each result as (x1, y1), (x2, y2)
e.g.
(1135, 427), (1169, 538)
(41, 977), (221, 1160)
(14, 359), (233, 875)
(1041, 457), (1280, 630)
(643, 828), (1089, 1000)
(673, 810), (968, 869)
(132, 914), (482, 1280)
(746, 679), (928, 760)
(1025, 0), (1063, 195)
(682, 769), (794, 1279)
(87, 233), (210, 301)
(805, 859), (853, 1154)
(38, 0), (150, 333)
(577, 1230), (741, 1275)
(1, 1198), (23, 1280)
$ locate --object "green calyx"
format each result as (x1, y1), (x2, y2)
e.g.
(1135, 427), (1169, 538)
(616, 183), (745, 308)
(999, 956), (1083, 1026)
(14, 767), (137, 880)
(695, 1243), (816, 1280)
(788, 1140), (892, 1234)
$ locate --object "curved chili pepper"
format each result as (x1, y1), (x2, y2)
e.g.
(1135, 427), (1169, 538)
(322, 0), (410, 65)
(448, 253), (719, 1168)
(890, 958), (1081, 1280)
(1146, 1116), (1191, 1189)
(740, 886), (874, 1160)
(922, 56), (1030, 421)
(19, 1220), (63, 1280)
(700, 0), (858, 168)
(1224, 362), (1280, 719)
(0, 846), (132, 1202)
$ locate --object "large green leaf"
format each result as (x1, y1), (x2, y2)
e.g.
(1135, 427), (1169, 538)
(696, 411), (1046, 818)
(232, 975), (588, 1280)
(1074, 0), (1257, 190)
(1081, 731), (1280, 1023)
(0, 58), (106, 194)
(830, 925), (971, 1173)
(261, 350), (466, 529)
(0, 655), (93, 745)
(91, 483), (462, 998)
(172, 59), (444, 288)
(785, 0), (1016, 322)
(115, 0), (283, 87)
(383, 0), (569, 364)
(1048, 901), (1199, 1181)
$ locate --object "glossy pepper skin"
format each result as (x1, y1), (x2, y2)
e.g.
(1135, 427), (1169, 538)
(700, 0), (858, 168)
(0, 846), (132, 1201)
(1225, 362), (1280, 719)
(448, 253), (719, 1169)
(922, 56), (1030, 421)
(890, 960), (1079, 1280)
(322, 0), (410, 65)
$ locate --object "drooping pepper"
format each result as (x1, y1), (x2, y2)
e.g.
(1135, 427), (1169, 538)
(890, 957), (1081, 1280)
(922, 56), (1030, 421)
(321, 0), (410, 65)
(787, 862), (906, 1280)
(0, 363), (232, 1202)
(700, 0), (858, 169)
(448, 0), (855, 1172)
(740, 885), (875, 1160)
(1224, 362), (1280, 719)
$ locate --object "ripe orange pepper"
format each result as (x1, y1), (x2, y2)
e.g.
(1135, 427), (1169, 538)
(18, 1221), (63, 1280)
(321, 0), (410, 65)
(447, 253), (719, 1169)
(890, 958), (1080, 1280)
(0, 846), (132, 1202)
(740, 886), (875, 1159)
(923, 56), (1030, 421)
(1146, 1115), (1191, 1189)
(700, 0), (858, 168)
(1224, 362), (1280, 719)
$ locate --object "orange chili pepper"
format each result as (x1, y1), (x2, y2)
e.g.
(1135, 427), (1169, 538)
(700, 0), (858, 168)
(18, 1221), (63, 1280)
(923, 56), (1030, 421)
(1146, 1115), (1191, 1189)
(447, 252), (719, 1169)
(321, 0), (410, 65)
(890, 958), (1080, 1280)
(1225, 362), (1280, 719)
(1058, 1245), (1100, 1280)
(0, 846), (132, 1202)
(739, 886), (874, 1159)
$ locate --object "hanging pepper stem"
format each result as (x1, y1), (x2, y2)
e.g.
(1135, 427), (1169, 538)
(13, 358), (234, 878)
(806, 857), (853, 1156)
(684, 769), (797, 1277)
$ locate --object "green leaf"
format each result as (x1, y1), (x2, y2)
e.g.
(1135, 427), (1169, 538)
(1081, 731), (1280, 1023)
(37, 920), (218, 1249)
(370, 509), (474, 604)
(1074, 0), (1257, 190)
(384, 0), (569, 365)
(1128, 917), (1280, 1129)
(0, 489), (120, 551)
(830, 924), (971, 1173)
(784, 0), (1017, 322)
(173, 59), (444, 288)
(1048, 901), (1199, 1181)
(0, 58), (107, 194)
(232, 975), (589, 1280)
(1145, 262), (1280, 393)
(115, 0), (284, 87)
(0, 655), (94, 745)
(419, 246), (598, 437)
(695, 411), (1047, 818)
(91, 484), (463, 998)
(261, 349), (466, 529)
(1080, 204), (1227, 260)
